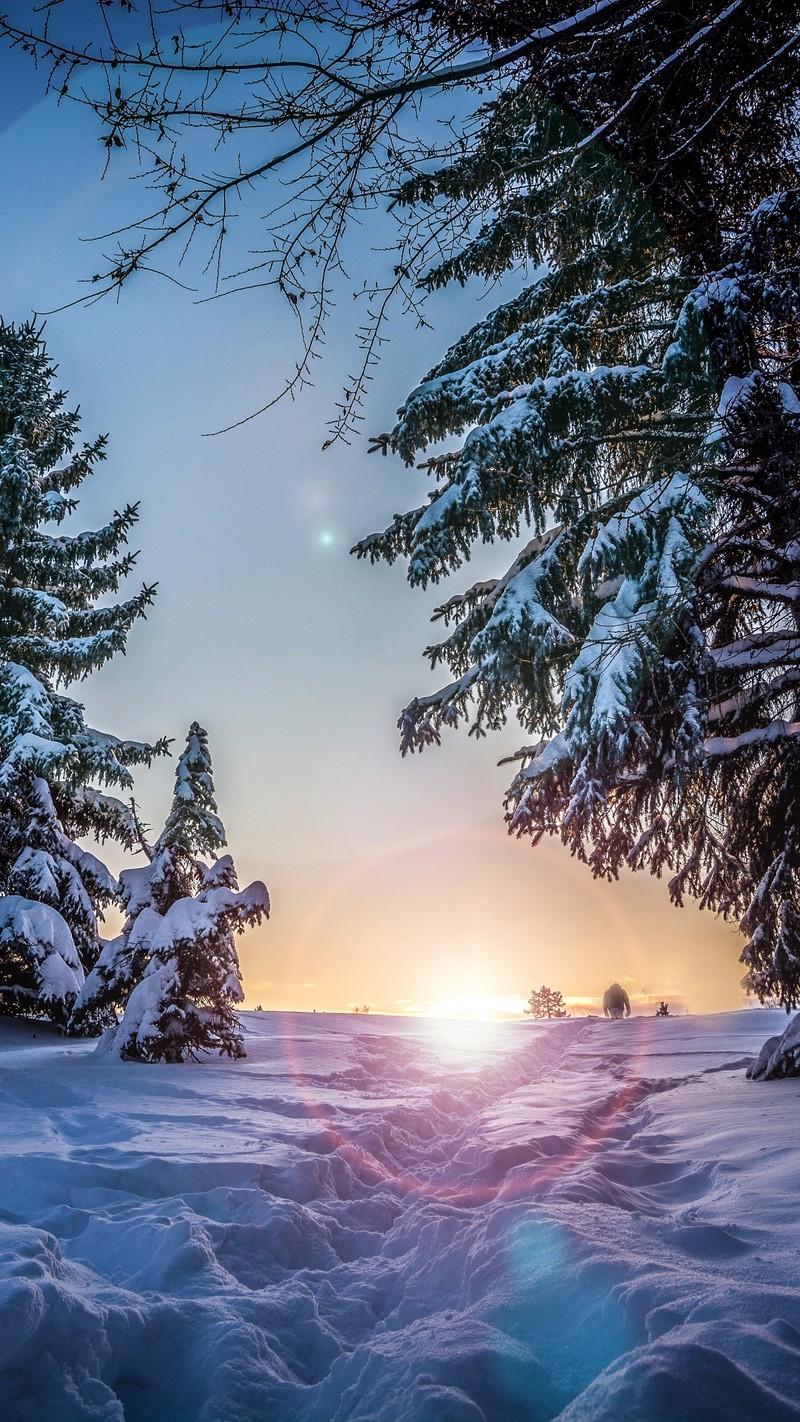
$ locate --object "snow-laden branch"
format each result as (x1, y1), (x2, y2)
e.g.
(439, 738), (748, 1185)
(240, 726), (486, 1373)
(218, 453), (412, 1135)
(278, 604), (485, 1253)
(717, 577), (800, 601)
(704, 718), (800, 757)
(707, 668), (800, 724)
(710, 632), (800, 671)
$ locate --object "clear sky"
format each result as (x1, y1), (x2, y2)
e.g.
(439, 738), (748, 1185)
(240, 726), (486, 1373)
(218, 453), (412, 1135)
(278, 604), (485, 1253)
(0, 8), (749, 1018)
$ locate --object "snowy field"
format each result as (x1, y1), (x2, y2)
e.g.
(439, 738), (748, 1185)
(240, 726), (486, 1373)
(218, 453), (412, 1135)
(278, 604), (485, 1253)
(1, 1009), (799, 1422)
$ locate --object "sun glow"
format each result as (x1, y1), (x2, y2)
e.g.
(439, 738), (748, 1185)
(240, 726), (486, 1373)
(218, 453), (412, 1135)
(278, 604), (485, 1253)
(402, 992), (529, 1021)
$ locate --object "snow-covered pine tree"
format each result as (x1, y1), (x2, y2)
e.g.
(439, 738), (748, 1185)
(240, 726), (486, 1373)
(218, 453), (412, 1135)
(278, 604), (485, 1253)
(355, 90), (715, 886)
(411, 4), (800, 1050)
(629, 203), (800, 1014)
(357, 72), (800, 1044)
(72, 724), (225, 1028)
(500, 206), (800, 1013)
(0, 322), (165, 1026)
(88, 723), (269, 1062)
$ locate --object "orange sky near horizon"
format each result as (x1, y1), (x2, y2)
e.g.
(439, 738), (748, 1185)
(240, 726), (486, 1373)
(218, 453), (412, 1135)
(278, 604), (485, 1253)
(237, 815), (748, 1020)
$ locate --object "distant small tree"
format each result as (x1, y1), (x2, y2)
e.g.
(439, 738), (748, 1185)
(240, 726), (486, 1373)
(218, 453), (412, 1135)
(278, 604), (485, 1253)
(655, 1001), (671, 1017)
(352, 1003), (371, 1014)
(524, 985), (568, 1020)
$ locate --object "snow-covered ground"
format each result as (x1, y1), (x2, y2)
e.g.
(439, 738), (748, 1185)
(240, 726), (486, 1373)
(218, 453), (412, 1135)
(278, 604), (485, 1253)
(1, 1008), (798, 1422)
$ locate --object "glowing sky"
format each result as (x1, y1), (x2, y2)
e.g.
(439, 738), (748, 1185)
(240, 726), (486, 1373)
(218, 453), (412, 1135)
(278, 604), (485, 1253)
(0, 10), (749, 1018)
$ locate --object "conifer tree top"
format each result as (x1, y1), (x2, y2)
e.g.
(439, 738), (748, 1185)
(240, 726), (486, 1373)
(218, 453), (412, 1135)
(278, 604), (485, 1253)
(0, 321), (165, 816)
(158, 723), (226, 860)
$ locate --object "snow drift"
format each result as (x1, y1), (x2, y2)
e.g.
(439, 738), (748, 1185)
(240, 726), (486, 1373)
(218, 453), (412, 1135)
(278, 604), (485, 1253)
(0, 1009), (798, 1421)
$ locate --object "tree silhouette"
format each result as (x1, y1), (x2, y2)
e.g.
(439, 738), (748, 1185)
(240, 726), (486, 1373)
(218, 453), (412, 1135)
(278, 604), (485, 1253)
(524, 985), (568, 1019)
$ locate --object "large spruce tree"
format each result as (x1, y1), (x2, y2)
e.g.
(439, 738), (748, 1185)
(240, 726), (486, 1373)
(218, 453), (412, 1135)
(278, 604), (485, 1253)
(406, 0), (800, 1013)
(0, 322), (164, 1024)
(355, 58), (800, 1015)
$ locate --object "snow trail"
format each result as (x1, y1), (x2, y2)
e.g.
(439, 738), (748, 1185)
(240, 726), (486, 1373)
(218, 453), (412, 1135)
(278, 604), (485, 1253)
(0, 1010), (798, 1421)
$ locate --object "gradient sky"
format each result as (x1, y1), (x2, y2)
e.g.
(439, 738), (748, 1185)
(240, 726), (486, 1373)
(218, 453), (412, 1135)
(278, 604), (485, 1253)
(0, 8), (749, 1017)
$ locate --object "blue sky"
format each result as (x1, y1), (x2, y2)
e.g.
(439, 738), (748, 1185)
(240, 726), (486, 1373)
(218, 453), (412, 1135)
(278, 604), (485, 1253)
(0, 6), (746, 1016)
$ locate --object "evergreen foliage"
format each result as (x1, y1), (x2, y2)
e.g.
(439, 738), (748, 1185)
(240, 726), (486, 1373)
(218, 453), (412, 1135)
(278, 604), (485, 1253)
(357, 38), (800, 1007)
(405, 4), (799, 1025)
(422, 1), (798, 268)
(86, 724), (269, 1062)
(655, 1001), (670, 1018)
(747, 1013), (800, 1082)
(0, 322), (165, 1025)
(524, 985), (568, 1019)
(355, 91), (716, 930)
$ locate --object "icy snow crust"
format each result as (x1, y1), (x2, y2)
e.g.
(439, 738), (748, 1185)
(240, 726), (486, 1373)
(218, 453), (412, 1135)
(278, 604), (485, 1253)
(0, 1010), (799, 1421)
